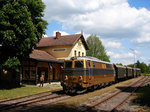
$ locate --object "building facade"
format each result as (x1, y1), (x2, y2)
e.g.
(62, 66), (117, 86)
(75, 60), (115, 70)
(36, 32), (89, 60)
(22, 49), (63, 84)
(22, 32), (88, 84)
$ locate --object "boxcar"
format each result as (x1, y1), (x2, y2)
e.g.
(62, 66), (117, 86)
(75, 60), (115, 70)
(136, 68), (141, 77)
(126, 66), (133, 78)
(61, 56), (115, 93)
(132, 68), (136, 77)
(113, 65), (126, 81)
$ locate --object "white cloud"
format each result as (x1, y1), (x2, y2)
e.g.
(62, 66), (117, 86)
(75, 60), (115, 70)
(134, 33), (150, 43)
(52, 31), (69, 36)
(121, 60), (133, 65)
(43, 0), (150, 42)
(107, 51), (135, 59)
(75, 31), (90, 39)
(42, 0), (150, 65)
(101, 39), (122, 48)
(42, 34), (48, 37)
(139, 56), (146, 61)
(107, 51), (136, 65)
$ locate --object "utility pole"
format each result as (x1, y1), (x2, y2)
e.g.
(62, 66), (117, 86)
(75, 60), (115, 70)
(148, 61), (150, 74)
(130, 48), (136, 69)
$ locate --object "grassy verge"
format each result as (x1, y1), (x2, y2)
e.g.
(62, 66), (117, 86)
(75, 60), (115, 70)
(132, 83), (150, 110)
(141, 73), (150, 75)
(0, 84), (61, 100)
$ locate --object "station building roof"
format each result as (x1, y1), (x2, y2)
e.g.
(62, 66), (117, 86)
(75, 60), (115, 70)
(29, 49), (63, 63)
(36, 32), (89, 50)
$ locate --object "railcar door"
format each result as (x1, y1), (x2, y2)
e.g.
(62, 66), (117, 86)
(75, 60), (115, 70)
(86, 61), (92, 85)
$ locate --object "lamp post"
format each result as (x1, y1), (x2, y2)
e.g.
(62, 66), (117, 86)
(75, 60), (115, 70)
(130, 48), (136, 69)
(148, 61), (150, 74)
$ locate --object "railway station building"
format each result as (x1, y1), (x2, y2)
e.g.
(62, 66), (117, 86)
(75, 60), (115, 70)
(21, 32), (88, 84)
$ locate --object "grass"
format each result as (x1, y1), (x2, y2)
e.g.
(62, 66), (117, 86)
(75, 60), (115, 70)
(0, 84), (62, 100)
(141, 73), (150, 75)
(132, 82), (150, 110)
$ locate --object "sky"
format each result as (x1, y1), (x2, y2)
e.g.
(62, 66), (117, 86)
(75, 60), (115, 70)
(42, 0), (150, 65)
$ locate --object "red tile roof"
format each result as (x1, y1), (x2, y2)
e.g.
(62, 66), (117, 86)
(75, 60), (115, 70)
(29, 49), (60, 62)
(36, 34), (89, 50)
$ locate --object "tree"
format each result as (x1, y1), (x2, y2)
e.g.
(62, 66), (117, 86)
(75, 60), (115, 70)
(139, 62), (148, 73)
(0, 0), (47, 72)
(127, 64), (134, 68)
(116, 63), (123, 66)
(86, 34), (110, 62)
(136, 60), (140, 68)
(134, 60), (149, 73)
(148, 64), (150, 74)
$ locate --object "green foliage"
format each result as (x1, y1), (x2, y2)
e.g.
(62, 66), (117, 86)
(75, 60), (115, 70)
(0, 0), (47, 72)
(127, 64), (134, 68)
(86, 34), (110, 62)
(3, 57), (21, 72)
(116, 63), (123, 66)
(128, 60), (150, 73)
(139, 62), (148, 73)
(136, 60), (150, 73)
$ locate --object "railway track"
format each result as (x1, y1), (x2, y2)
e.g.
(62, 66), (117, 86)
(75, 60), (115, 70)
(0, 89), (72, 112)
(81, 76), (149, 112)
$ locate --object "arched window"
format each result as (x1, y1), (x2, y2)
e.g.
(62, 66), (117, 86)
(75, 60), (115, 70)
(78, 51), (80, 57)
(74, 50), (77, 57)
(82, 52), (84, 56)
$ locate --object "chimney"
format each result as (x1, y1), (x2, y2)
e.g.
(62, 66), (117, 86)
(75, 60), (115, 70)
(56, 32), (61, 39)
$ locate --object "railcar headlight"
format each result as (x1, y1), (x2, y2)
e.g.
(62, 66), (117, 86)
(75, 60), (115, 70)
(78, 76), (83, 82)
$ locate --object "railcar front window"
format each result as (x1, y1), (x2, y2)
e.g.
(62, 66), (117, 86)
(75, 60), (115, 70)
(75, 61), (83, 68)
(106, 64), (113, 69)
(65, 62), (72, 68)
(86, 61), (90, 68)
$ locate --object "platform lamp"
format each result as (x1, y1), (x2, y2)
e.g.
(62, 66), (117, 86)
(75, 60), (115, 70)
(149, 61), (150, 74)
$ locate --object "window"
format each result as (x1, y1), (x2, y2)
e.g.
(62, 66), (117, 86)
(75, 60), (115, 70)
(78, 51), (80, 56)
(53, 48), (66, 52)
(74, 50), (77, 57)
(75, 61), (83, 68)
(86, 61), (90, 68)
(65, 62), (72, 68)
(106, 64), (113, 69)
(93, 62), (96, 68)
(82, 52), (84, 56)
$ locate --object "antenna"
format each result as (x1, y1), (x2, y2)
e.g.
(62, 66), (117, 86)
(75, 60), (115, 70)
(81, 29), (83, 35)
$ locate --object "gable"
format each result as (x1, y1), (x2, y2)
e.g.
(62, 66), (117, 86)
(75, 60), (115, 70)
(36, 33), (89, 50)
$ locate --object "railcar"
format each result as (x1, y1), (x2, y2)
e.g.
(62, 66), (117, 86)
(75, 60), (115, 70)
(61, 56), (115, 93)
(113, 64), (126, 81)
(135, 68), (141, 77)
(126, 66), (133, 78)
(132, 68), (136, 78)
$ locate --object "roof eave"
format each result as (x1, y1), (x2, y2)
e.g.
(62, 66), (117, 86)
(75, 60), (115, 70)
(30, 58), (63, 63)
